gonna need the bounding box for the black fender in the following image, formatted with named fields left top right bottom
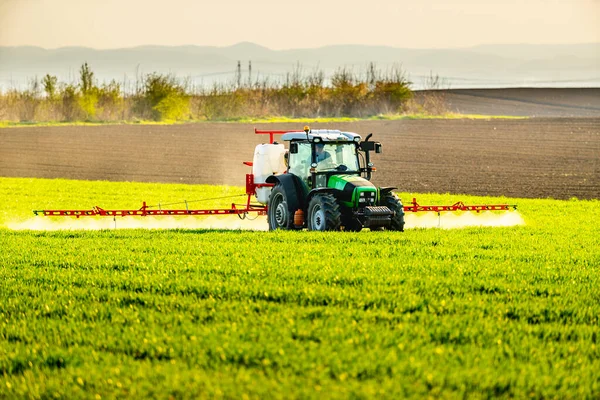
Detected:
left=307, top=188, right=343, bottom=207
left=378, top=186, right=399, bottom=206
left=379, top=186, right=396, bottom=202
left=266, top=174, right=307, bottom=213
left=379, top=187, right=397, bottom=196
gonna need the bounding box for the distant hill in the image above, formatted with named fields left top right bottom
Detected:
left=0, top=42, right=598, bottom=90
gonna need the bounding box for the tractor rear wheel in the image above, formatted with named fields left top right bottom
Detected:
left=381, top=192, right=405, bottom=232
left=307, top=193, right=341, bottom=231
left=267, top=184, right=293, bottom=230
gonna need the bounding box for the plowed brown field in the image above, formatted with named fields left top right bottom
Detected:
left=1, top=118, right=598, bottom=200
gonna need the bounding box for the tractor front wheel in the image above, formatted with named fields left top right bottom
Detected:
left=267, top=184, right=293, bottom=230
left=381, top=192, right=405, bottom=232
left=307, top=193, right=341, bottom=231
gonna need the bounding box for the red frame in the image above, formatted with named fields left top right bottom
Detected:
left=404, top=198, right=515, bottom=213
left=254, top=128, right=302, bottom=144
left=35, top=174, right=274, bottom=218
left=35, top=195, right=515, bottom=218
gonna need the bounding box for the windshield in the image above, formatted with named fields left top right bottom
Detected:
left=315, top=142, right=359, bottom=172
left=288, top=141, right=360, bottom=183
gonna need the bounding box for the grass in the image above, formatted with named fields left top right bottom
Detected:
left=1, top=177, right=599, bottom=399
left=0, top=113, right=527, bottom=129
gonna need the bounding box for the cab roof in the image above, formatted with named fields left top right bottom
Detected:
left=281, top=129, right=361, bottom=142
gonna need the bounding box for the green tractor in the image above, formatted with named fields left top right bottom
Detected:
left=265, top=127, right=404, bottom=231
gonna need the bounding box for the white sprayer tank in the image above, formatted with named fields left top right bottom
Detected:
left=253, top=143, right=286, bottom=204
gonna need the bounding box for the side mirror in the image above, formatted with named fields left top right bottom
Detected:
left=359, top=141, right=374, bottom=151
left=359, top=141, right=381, bottom=152
left=290, top=142, right=298, bottom=154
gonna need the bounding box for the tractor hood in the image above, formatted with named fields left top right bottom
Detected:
left=328, top=175, right=377, bottom=206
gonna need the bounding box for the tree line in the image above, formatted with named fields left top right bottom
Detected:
left=0, top=62, right=418, bottom=122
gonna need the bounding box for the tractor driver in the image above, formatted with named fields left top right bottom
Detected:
left=315, top=143, right=332, bottom=163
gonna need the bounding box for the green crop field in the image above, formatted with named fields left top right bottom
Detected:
left=1, top=177, right=599, bottom=399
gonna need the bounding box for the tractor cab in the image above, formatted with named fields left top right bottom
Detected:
left=283, top=130, right=363, bottom=190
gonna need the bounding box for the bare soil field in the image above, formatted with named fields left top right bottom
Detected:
left=1, top=117, right=598, bottom=200
left=416, top=88, right=600, bottom=117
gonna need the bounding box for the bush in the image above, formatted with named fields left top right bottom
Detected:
left=61, top=84, right=82, bottom=122
left=17, top=79, right=43, bottom=122
left=153, top=93, right=189, bottom=120
left=96, top=81, right=123, bottom=120
left=78, top=92, right=98, bottom=120
left=142, top=73, right=190, bottom=121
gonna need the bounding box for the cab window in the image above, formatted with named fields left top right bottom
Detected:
left=288, top=142, right=311, bottom=180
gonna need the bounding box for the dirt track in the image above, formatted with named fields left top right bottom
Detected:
left=1, top=117, right=598, bottom=200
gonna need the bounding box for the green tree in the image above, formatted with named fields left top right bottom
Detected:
left=79, top=63, right=94, bottom=95
left=42, top=74, right=58, bottom=100
left=78, top=63, right=98, bottom=119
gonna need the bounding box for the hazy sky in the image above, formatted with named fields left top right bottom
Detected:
left=0, top=0, right=598, bottom=49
